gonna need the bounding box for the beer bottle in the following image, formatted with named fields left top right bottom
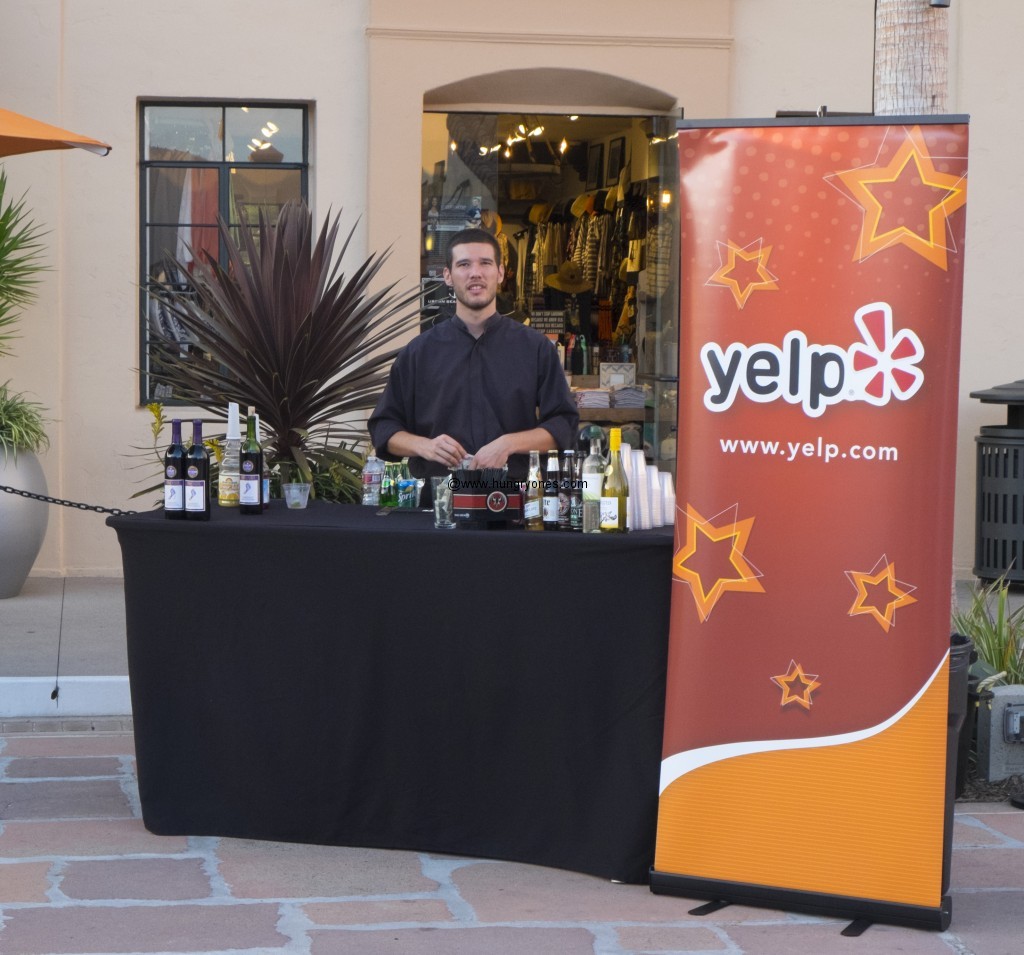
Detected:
left=524, top=450, right=543, bottom=531
left=542, top=450, right=560, bottom=530
left=558, top=450, right=574, bottom=531
left=570, top=452, right=583, bottom=532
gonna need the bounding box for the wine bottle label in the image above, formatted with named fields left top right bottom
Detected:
left=219, top=473, right=240, bottom=504
left=581, top=474, right=602, bottom=500
left=240, top=476, right=260, bottom=505
left=164, top=482, right=184, bottom=510
left=599, top=496, right=623, bottom=530
left=524, top=499, right=540, bottom=520
left=185, top=481, right=206, bottom=510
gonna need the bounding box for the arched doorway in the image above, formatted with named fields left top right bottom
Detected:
left=419, top=69, right=681, bottom=473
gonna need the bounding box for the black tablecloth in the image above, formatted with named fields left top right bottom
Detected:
left=107, top=502, right=673, bottom=883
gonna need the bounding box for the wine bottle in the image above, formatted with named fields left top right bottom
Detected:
left=582, top=435, right=605, bottom=534
left=523, top=450, right=543, bottom=531
left=184, top=419, right=211, bottom=521
left=599, top=427, right=629, bottom=533
left=542, top=450, right=560, bottom=530
left=163, top=418, right=186, bottom=520
left=255, top=412, right=270, bottom=508
left=219, top=402, right=241, bottom=507
left=239, top=406, right=263, bottom=515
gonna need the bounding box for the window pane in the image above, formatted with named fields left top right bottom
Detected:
left=145, top=168, right=221, bottom=268
left=229, top=168, right=303, bottom=225
left=224, top=106, right=304, bottom=163
left=144, top=106, right=223, bottom=161
left=140, top=101, right=308, bottom=404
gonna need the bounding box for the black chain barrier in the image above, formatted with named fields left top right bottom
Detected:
left=0, top=483, right=138, bottom=517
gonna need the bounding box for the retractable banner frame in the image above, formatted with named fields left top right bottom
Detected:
left=651, top=116, right=969, bottom=931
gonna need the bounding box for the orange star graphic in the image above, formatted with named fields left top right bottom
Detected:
left=834, top=125, right=967, bottom=269
left=771, top=660, right=821, bottom=710
left=707, top=238, right=779, bottom=308
left=846, top=556, right=918, bottom=632
left=672, top=503, right=765, bottom=621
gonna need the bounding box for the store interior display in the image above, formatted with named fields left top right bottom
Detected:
left=421, top=111, right=680, bottom=474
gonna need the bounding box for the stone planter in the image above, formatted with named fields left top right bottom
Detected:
left=0, top=449, right=49, bottom=598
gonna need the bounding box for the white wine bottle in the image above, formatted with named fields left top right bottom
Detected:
left=219, top=402, right=241, bottom=507
left=581, top=435, right=605, bottom=534
left=599, top=427, right=629, bottom=533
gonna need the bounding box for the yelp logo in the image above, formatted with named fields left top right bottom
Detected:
left=701, top=302, right=924, bottom=418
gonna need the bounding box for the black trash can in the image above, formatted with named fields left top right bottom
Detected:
left=971, top=380, right=1024, bottom=582
left=943, top=632, right=975, bottom=894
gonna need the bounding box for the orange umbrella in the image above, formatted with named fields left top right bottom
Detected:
left=0, top=107, right=110, bottom=158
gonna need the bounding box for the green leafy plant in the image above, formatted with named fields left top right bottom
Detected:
left=146, top=200, right=420, bottom=499
left=952, top=576, right=1024, bottom=687
left=0, top=169, right=51, bottom=457
left=0, top=170, right=48, bottom=357
left=0, top=381, right=49, bottom=457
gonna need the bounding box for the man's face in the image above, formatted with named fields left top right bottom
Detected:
left=443, top=242, right=504, bottom=314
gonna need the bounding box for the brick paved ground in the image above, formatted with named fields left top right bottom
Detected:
left=0, top=732, right=1021, bottom=955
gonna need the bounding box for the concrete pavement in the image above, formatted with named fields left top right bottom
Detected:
left=0, top=730, right=1022, bottom=955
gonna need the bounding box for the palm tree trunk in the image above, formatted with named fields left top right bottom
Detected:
left=874, top=0, right=949, bottom=114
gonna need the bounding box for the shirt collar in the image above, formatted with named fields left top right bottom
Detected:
left=452, top=312, right=501, bottom=339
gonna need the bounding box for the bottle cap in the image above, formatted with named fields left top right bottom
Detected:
left=609, top=427, right=621, bottom=451
left=226, top=402, right=241, bottom=440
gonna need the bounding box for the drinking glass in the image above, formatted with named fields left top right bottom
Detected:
left=431, top=475, right=456, bottom=529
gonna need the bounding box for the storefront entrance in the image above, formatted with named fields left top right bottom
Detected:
left=421, top=108, right=680, bottom=473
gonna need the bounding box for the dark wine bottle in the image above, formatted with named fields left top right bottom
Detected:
left=184, top=419, right=211, bottom=521
left=163, top=418, right=186, bottom=520
left=239, top=406, right=263, bottom=515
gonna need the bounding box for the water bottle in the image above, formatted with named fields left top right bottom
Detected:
left=361, top=450, right=385, bottom=505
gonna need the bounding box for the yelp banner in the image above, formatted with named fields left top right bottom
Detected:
left=652, top=119, right=968, bottom=929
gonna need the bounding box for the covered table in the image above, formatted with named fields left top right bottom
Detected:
left=107, top=502, right=673, bottom=883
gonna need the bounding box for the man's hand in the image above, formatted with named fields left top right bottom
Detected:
left=471, top=436, right=513, bottom=469
left=417, top=434, right=468, bottom=469
left=471, top=428, right=555, bottom=468
left=386, top=431, right=467, bottom=468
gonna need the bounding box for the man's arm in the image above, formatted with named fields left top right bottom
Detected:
left=387, top=430, right=468, bottom=470
left=471, top=427, right=557, bottom=469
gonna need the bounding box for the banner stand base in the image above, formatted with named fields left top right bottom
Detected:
left=649, top=869, right=951, bottom=932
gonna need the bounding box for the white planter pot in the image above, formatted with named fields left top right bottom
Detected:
left=0, top=449, right=49, bottom=598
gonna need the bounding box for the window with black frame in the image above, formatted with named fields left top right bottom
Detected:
left=139, top=102, right=308, bottom=402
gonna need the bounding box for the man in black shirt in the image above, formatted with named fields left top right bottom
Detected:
left=369, top=228, right=579, bottom=480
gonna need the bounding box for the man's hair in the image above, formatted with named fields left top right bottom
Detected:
left=445, top=228, right=502, bottom=270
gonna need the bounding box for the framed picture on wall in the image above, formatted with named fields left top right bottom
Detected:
left=586, top=143, right=604, bottom=190
left=606, top=137, right=626, bottom=185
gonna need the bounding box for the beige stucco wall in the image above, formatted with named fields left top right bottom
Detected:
left=731, top=0, right=1024, bottom=579
left=1, top=0, right=1020, bottom=580
left=0, top=0, right=372, bottom=576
